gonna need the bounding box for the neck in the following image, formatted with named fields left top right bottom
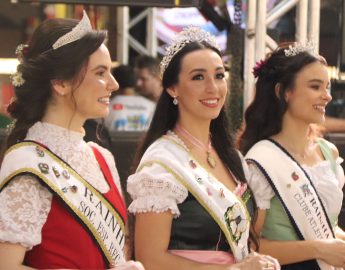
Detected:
left=273, top=115, right=313, bottom=155
left=176, top=120, right=210, bottom=146
left=42, top=103, right=85, bottom=134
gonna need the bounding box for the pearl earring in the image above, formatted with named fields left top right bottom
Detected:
left=173, top=96, right=178, bottom=105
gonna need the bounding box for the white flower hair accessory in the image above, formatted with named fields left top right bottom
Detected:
left=11, top=71, right=25, bottom=87
left=52, top=10, right=92, bottom=50
left=160, top=26, right=221, bottom=76
left=284, top=41, right=317, bottom=57
left=15, top=44, right=29, bottom=62
left=11, top=44, right=28, bottom=87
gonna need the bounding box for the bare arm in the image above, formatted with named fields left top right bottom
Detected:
left=0, top=242, right=35, bottom=270
left=255, top=209, right=345, bottom=267
left=323, top=116, right=345, bottom=133
left=335, top=226, right=345, bottom=241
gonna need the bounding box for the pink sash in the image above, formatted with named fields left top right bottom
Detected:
left=169, top=250, right=235, bottom=264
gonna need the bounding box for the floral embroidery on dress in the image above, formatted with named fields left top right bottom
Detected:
left=224, top=203, right=247, bottom=245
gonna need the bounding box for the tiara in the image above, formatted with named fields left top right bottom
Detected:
left=52, top=10, right=92, bottom=50
left=160, top=26, right=221, bottom=76
left=284, top=41, right=317, bottom=57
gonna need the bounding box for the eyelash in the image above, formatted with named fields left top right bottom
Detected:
left=96, top=71, right=105, bottom=76
left=192, top=73, right=225, bottom=80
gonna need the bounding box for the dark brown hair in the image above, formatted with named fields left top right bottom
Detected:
left=132, top=41, right=259, bottom=250
left=1, top=17, right=107, bottom=160
left=239, top=44, right=327, bottom=154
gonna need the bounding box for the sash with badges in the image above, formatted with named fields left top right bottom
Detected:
left=0, top=141, right=126, bottom=267
left=137, top=132, right=251, bottom=262
left=246, top=139, right=336, bottom=270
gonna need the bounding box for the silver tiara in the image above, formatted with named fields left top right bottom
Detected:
left=52, top=10, right=92, bottom=50
left=284, top=41, right=317, bottom=57
left=160, top=26, right=221, bottom=76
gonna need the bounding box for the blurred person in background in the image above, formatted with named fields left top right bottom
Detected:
left=134, top=55, right=162, bottom=102
left=105, top=65, right=155, bottom=132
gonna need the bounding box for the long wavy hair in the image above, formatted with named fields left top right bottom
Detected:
left=238, top=45, right=327, bottom=155
left=132, top=41, right=259, bottom=250
left=1, top=17, right=106, bottom=162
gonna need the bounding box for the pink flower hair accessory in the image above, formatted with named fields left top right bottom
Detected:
left=252, top=59, right=267, bottom=78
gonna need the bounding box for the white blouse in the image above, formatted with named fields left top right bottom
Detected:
left=127, top=135, right=250, bottom=218
left=247, top=158, right=345, bottom=219
left=0, top=122, right=120, bottom=249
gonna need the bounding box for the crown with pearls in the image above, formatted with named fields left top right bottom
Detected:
left=284, top=41, right=317, bottom=57
left=160, top=26, right=221, bottom=76
left=52, top=10, right=92, bottom=50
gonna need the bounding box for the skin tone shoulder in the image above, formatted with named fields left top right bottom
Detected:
left=135, top=48, right=279, bottom=270
left=254, top=60, right=345, bottom=268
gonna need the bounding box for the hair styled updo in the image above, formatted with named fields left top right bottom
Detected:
left=239, top=44, right=327, bottom=155
left=4, top=17, right=107, bottom=152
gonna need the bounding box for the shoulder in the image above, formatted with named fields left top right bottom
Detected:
left=245, top=139, right=272, bottom=158
left=87, top=141, right=121, bottom=189
left=88, top=141, right=114, bottom=160
left=317, top=137, right=339, bottom=160
left=141, top=135, right=187, bottom=162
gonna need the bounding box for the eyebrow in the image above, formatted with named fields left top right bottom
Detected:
left=308, top=79, right=325, bottom=83
left=90, top=65, right=108, bottom=71
left=189, top=66, right=225, bottom=74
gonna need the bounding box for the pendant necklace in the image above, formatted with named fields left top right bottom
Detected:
left=175, top=124, right=216, bottom=169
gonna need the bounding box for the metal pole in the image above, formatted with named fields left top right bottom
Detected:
left=308, top=0, right=320, bottom=51
left=296, top=0, right=308, bottom=42
left=266, top=0, right=299, bottom=25
left=244, top=0, right=257, bottom=109
left=146, top=8, right=158, bottom=57
left=256, top=0, right=267, bottom=61
left=116, top=7, right=129, bottom=64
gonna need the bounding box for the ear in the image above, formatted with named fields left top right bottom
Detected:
left=51, top=79, right=71, bottom=96
left=274, top=83, right=281, bottom=99
left=274, top=83, right=289, bottom=101
left=166, top=86, right=178, bottom=98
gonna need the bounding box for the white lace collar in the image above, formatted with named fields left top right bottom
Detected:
left=25, top=121, right=109, bottom=192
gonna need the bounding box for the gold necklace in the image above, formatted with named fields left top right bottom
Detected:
left=175, top=124, right=216, bottom=169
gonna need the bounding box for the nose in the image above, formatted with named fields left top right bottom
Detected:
left=322, top=89, right=332, bottom=103
left=206, top=77, right=218, bottom=93
left=109, top=73, right=119, bottom=93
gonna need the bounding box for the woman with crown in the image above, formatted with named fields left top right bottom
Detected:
left=126, top=27, right=280, bottom=270
left=0, top=11, right=143, bottom=270
left=239, top=43, right=345, bottom=270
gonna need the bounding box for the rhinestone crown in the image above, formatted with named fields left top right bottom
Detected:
left=52, top=10, right=92, bottom=50
left=284, top=41, right=316, bottom=57
left=160, top=26, right=221, bottom=76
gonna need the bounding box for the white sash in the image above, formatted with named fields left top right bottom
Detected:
left=0, top=141, right=126, bottom=267
left=246, top=139, right=335, bottom=270
left=137, top=133, right=251, bottom=262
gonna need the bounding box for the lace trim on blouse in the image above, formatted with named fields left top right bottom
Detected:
left=127, top=162, right=189, bottom=217
left=0, top=121, right=120, bottom=248
left=0, top=175, right=52, bottom=249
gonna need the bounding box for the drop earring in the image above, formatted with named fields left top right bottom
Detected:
left=173, top=96, right=178, bottom=105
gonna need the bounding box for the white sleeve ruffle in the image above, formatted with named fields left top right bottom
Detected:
left=127, top=163, right=188, bottom=217
left=246, top=162, right=275, bottom=209
left=0, top=174, right=52, bottom=249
